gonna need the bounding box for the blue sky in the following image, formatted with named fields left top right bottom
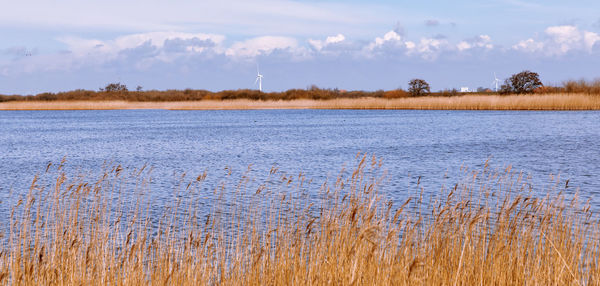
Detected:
left=1, top=0, right=599, bottom=94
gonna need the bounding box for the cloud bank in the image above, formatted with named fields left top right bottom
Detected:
left=1, top=25, right=599, bottom=94
left=8, top=25, right=596, bottom=73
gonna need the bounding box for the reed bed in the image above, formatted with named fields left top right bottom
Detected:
left=1, top=155, right=599, bottom=285
left=1, top=94, right=600, bottom=110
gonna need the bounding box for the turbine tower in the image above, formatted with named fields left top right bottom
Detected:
left=491, top=72, right=500, bottom=92
left=255, top=65, right=264, bottom=92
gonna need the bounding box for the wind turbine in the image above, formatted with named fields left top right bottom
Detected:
left=255, top=65, right=264, bottom=92
left=491, top=72, right=500, bottom=92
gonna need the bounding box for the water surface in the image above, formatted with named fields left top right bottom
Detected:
left=1, top=110, right=599, bottom=207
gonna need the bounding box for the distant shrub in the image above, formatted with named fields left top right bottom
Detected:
left=562, top=79, right=600, bottom=94
left=383, top=89, right=408, bottom=98
left=408, top=79, right=430, bottom=97
left=437, top=89, right=460, bottom=97
left=100, top=82, right=128, bottom=92
left=36, top=92, right=58, bottom=101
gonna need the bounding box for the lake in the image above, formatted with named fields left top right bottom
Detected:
left=1, top=109, right=599, bottom=209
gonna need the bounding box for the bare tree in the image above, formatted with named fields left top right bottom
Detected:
left=408, top=79, right=430, bottom=97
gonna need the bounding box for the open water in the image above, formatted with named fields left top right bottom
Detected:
left=1, top=110, right=599, bottom=208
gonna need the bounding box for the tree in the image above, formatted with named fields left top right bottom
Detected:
left=408, top=79, right=430, bottom=97
left=500, top=70, right=543, bottom=94
left=100, top=82, right=128, bottom=92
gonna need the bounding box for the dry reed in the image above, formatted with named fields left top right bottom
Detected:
left=1, top=94, right=600, bottom=110
left=0, top=155, right=598, bottom=285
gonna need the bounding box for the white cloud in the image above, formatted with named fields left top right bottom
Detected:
left=363, top=29, right=453, bottom=60
left=226, top=36, right=300, bottom=58
left=327, top=34, right=346, bottom=44
left=308, top=34, right=346, bottom=51
left=545, top=25, right=581, bottom=54
left=512, top=25, right=600, bottom=55
left=583, top=31, right=600, bottom=51
left=457, top=35, right=493, bottom=51
left=457, top=41, right=471, bottom=51
left=60, top=32, right=225, bottom=59
left=405, top=41, right=416, bottom=50
left=373, top=30, right=403, bottom=47
left=407, top=37, right=449, bottom=60
left=365, top=30, right=406, bottom=54
left=363, top=30, right=419, bottom=59
left=545, top=26, right=581, bottom=42
left=512, top=38, right=545, bottom=53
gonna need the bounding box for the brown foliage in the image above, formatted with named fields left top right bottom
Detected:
left=384, top=89, right=409, bottom=98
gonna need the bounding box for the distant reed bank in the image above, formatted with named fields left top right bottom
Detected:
left=1, top=93, right=600, bottom=110
left=1, top=156, right=598, bottom=285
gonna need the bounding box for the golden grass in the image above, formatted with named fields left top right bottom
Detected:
left=1, top=155, right=599, bottom=285
left=1, top=93, right=600, bottom=110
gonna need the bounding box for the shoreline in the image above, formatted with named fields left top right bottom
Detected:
left=1, top=94, right=600, bottom=110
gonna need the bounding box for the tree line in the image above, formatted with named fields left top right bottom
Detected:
left=1, top=71, right=599, bottom=102
left=407, top=70, right=545, bottom=96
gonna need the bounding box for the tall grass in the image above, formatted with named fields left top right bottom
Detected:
left=2, top=94, right=600, bottom=110
left=1, top=156, right=599, bottom=285
left=310, top=94, right=600, bottom=110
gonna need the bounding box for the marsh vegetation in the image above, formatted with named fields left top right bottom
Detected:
left=2, top=94, right=600, bottom=110
left=2, top=75, right=600, bottom=110
left=1, top=78, right=600, bottom=103
left=1, top=155, right=598, bottom=285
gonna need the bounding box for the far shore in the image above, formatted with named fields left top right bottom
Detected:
left=1, top=93, right=600, bottom=110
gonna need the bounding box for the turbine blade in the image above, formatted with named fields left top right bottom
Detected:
left=254, top=77, right=259, bottom=85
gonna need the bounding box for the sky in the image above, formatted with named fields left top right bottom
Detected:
left=1, top=0, right=600, bottom=94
